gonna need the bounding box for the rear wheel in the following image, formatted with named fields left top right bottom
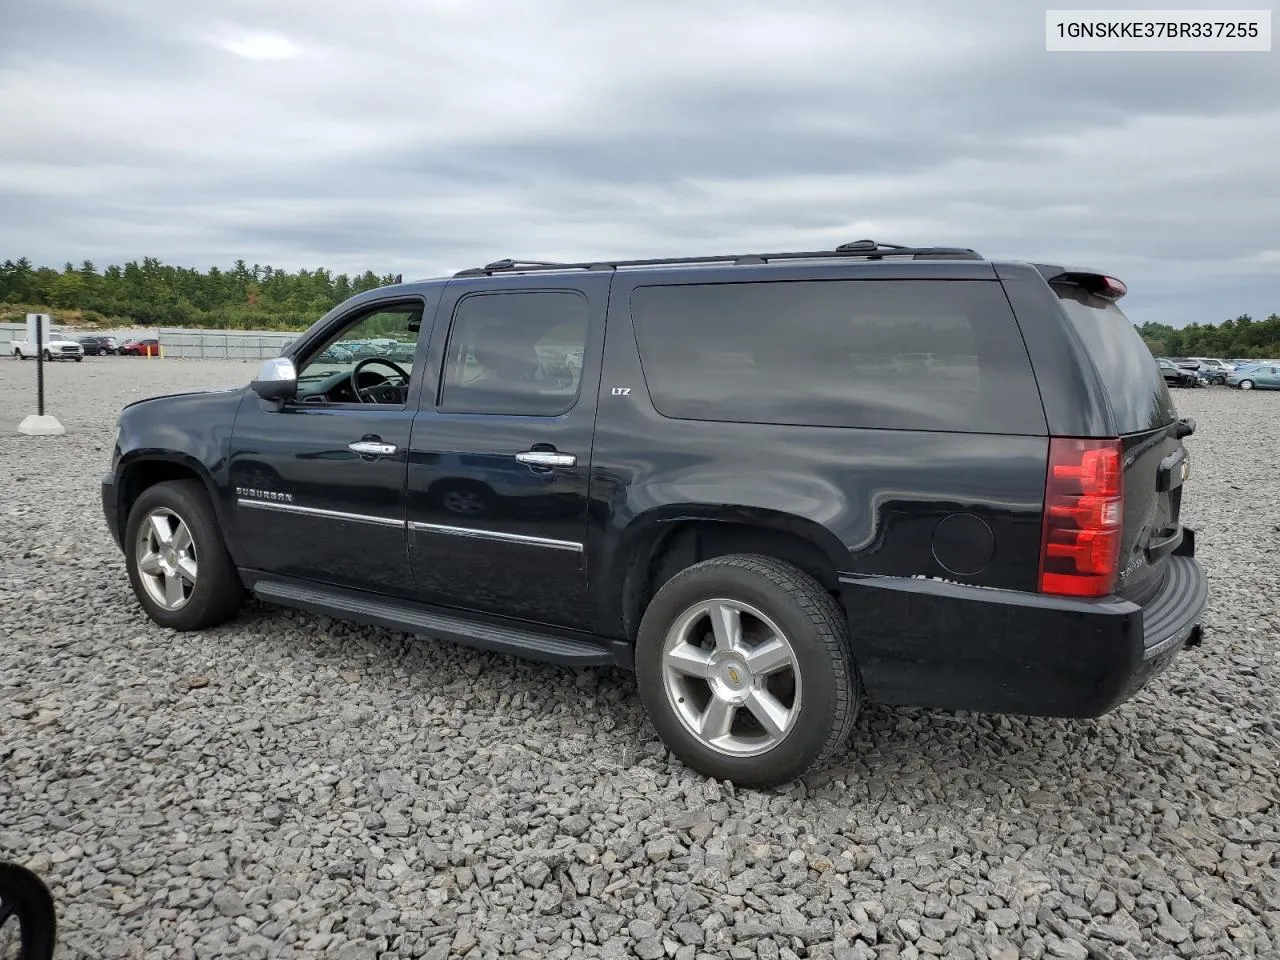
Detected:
left=635, top=554, right=860, bottom=787
left=124, top=480, right=245, bottom=630
left=41, top=350, right=50, bottom=361
left=1240, top=379, right=1254, bottom=390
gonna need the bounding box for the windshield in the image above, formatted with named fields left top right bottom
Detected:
left=1054, top=284, right=1178, bottom=434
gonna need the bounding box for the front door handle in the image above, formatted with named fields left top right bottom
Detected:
left=348, top=440, right=397, bottom=457
left=515, top=450, right=577, bottom=468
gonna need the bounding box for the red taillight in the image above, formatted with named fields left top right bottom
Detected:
left=1098, top=276, right=1127, bottom=299
left=1039, top=437, right=1124, bottom=598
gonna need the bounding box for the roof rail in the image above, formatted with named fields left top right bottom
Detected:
left=452, top=240, right=984, bottom=277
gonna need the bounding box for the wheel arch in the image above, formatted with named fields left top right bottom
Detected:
left=115, top=455, right=238, bottom=562
left=607, top=507, right=851, bottom=642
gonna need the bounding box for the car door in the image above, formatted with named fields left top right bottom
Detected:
left=406, top=274, right=609, bottom=630
left=228, top=293, right=438, bottom=596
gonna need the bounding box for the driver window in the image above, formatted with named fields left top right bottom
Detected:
left=295, top=303, right=423, bottom=405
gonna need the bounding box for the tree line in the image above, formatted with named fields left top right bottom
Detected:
left=3, top=256, right=1278, bottom=352
left=1137, top=316, right=1280, bottom=360
left=0, top=257, right=399, bottom=331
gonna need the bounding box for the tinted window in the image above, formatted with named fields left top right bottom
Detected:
left=630, top=279, right=1045, bottom=434
left=439, top=291, right=589, bottom=416
left=1053, top=285, right=1177, bottom=434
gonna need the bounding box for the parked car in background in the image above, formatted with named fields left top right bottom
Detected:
left=1158, top=358, right=1202, bottom=388
left=316, top=344, right=354, bottom=364
left=1190, top=357, right=1235, bottom=372
left=11, top=327, right=83, bottom=361
left=120, top=338, right=161, bottom=357
left=1187, top=357, right=1234, bottom=384
left=1227, top=363, right=1280, bottom=390
left=386, top=341, right=417, bottom=364
left=1166, top=358, right=1217, bottom=384
left=79, top=335, right=119, bottom=356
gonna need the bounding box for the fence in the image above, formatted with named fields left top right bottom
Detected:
left=2, top=324, right=296, bottom=361
left=153, top=329, right=296, bottom=360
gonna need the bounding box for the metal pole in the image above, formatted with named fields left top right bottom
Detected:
left=36, top=314, right=45, bottom=416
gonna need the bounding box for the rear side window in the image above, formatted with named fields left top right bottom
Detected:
left=439, top=291, right=589, bottom=416
left=630, top=279, right=1045, bottom=434
left=1053, top=285, right=1177, bottom=435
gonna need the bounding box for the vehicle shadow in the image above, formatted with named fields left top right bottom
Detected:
left=228, top=597, right=1157, bottom=806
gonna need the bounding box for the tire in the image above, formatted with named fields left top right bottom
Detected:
left=41, top=350, right=51, bottom=361
left=1240, top=379, right=1254, bottom=390
left=0, top=861, right=57, bottom=960
left=74, top=356, right=82, bottom=363
left=123, top=479, right=245, bottom=630
left=635, top=554, right=860, bottom=787
left=14, top=349, right=25, bottom=360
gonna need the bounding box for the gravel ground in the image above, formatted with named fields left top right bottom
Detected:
left=2, top=358, right=1278, bottom=960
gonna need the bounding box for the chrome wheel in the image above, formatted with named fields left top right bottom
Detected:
left=1240, top=380, right=1254, bottom=390
left=660, top=598, right=802, bottom=758
left=134, top=508, right=198, bottom=611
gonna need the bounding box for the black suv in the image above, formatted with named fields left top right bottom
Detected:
left=102, top=240, right=1208, bottom=787
left=78, top=335, right=119, bottom=356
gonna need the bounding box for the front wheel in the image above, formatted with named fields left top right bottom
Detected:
left=124, top=479, right=245, bottom=630
left=41, top=350, right=50, bottom=361
left=635, top=554, right=860, bottom=787
left=1240, top=379, right=1254, bottom=390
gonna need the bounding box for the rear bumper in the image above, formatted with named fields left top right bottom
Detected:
left=839, top=548, right=1208, bottom=719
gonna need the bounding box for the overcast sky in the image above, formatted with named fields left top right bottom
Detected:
left=1, top=0, right=1275, bottom=327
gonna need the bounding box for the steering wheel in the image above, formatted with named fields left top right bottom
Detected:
left=350, top=357, right=410, bottom=404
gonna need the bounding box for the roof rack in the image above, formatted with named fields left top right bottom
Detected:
left=452, top=240, right=984, bottom=277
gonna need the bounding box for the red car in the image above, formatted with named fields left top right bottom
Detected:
left=120, top=338, right=161, bottom=357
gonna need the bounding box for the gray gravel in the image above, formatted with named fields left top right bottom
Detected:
left=2, top=357, right=1278, bottom=960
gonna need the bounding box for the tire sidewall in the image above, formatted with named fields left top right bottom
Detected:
left=636, top=563, right=848, bottom=785
left=0, top=862, right=57, bottom=960
left=123, top=481, right=234, bottom=630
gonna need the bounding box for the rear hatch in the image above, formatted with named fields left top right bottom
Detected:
left=1052, top=280, right=1187, bottom=604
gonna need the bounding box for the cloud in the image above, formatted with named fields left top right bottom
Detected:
left=217, top=32, right=301, bottom=61
left=0, top=0, right=1275, bottom=327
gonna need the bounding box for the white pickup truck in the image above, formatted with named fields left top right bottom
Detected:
left=10, top=315, right=84, bottom=362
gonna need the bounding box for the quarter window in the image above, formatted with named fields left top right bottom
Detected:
left=630, top=279, right=1046, bottom=434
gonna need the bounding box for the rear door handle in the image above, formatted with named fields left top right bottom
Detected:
left=515, top=450, right=577, bottom=467
left=348, top=440, right=397, bottom=457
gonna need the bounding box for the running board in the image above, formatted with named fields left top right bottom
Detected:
left=247, top=574, right=630, bottom=668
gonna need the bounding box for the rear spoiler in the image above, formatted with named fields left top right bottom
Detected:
left=1033, top=264, right=1128, bottom=300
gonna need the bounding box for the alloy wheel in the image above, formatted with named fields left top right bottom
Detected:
left=134, top=508, right=198, bottom=611
left=660, top=598, right=802, bottom=757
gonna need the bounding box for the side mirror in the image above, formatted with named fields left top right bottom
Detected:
left=1176, top=416, right=1196, bottom=439
left=251, top=357, right=298, bottom=402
